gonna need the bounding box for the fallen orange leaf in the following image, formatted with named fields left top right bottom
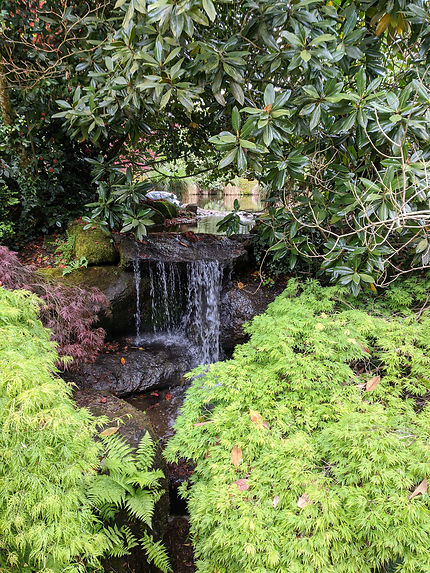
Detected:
left=234, top=478, right=249, bottom=491
left=249, top=409, right=269, bottom=430
left=100, top=426, right=119, bottom=437
left=120, top=357, right=126, bottom=365
left=297, top=493, right=312, bottom=508
left=231, top=445, right=242, bottom=467
left=366, top=375, right=381, bottom=391
left=409, top=478, right=428, bottom=500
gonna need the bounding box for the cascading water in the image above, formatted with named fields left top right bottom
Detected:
left=135, top=259, right=223, bottom=366
left=133, top=259, right=142, bottom=339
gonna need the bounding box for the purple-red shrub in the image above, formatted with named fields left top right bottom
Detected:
left=0, top=246, right=107, bottom=369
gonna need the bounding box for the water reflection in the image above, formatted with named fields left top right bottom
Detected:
left=181, top=182, right=263, bottom=212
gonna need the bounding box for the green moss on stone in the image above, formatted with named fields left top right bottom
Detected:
left=146, top=200, right=179, bottom=224
left=36, top=265, right=123, bottom=290
left=68, top=221, right=118, bottom=265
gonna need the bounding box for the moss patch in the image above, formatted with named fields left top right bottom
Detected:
left=146, top=199, right=179, bottom=224
left=68, top=221, right=118, bottom=265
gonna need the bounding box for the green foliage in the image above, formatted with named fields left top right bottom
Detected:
left=89, top=432, right=171, bottom=572
left=0, top=0, right=101, bottom=246
left=0, top=106, right=97, bottom=248
left=0, top=286, right=169, bottom=572
left=216, top=198, right=242, bottom=234
left=83, top=160, right=156, bottom=238
left=166, top=279, right=430, bottom=573
left=0, top=286, right=103, bottom=572
left=54, top=233, right=88, bottom=275
left=55, top=0, right=430, bottom=290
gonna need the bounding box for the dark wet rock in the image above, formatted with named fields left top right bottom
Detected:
left=184, top=203, right=198, bottom=214
left=220, top=283, right=281, bottom=352
left=73, top=343, right=193, bottom=396
left=36, top=265, right=138, bottom=336
left=117, top=233, right=248, bottom=270
left=68, top=220, right=119, bottom=265
left=74, top=389, right=169, bottom=573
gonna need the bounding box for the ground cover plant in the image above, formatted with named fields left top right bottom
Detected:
left=0, top=285, right=170, bottom=572
left=166, top=277, right=430, bottom=573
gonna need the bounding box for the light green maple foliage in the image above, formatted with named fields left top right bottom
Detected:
left=166, top=279, right=430, bottom=573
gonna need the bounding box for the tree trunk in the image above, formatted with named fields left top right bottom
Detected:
left=0, top=63, right=13, bottom=126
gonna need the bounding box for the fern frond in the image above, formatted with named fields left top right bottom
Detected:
left=141, top=532, right=172, bottom=573
left=102, top=524, right=138, bottom=558
left=125, top=469, right=165, bottom=489
left=125, top=489, right=156, bottom=527
left=136, top=431, right=156, bottom=470
left=101, top=434, right=136, bottom=467
left=87, top=474, right=126, bottom=507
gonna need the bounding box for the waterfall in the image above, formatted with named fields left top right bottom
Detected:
left=140, top=260, right=223, bottom=366
left=133, top=259, right=142, bottom=339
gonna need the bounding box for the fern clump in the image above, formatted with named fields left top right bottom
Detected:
left=89, top=432, right=172, bottom=572
left=165, top=279, right=430, bottom=573
left=0, top=287, right=170, bottom=572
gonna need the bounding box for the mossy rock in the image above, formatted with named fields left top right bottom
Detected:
left=36, top=265, right=140, bottom=336
left=146, top=199, right=179, bottom=224
left=68, top=220, right=118, bottom=265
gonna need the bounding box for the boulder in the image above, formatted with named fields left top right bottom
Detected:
left=219, top=283, right=280, bottom=353
left=36, top=265, right=138, bottom=336
left=74, top=389, right=169, bottom=573
left=145, top=191, right=181, bottom=206
left=184, top=203, right=198, bottom=215
left=68, top=220, right=119, bottom=265
left=73, top=344, right=194, bottom=396
left=146, top=199, right=179, bottom=224
left=118, top=233, right=248, bottom=269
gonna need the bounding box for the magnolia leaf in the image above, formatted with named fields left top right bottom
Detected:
left=264, top=84, right=275, bottom=106
left=219, top=148, right=238, bottom=169
left=100, top=426, right=119, bottom=437
left=232, top=106, right=241, bottom=132
left=416, top=239, right=428, bottom=254
left=297, top=493, right=312, bottom=508
left=231, top=82, right=244, bottom=105
left=231, top=445, right=242, bottom=467
left=202, top=0, right=216, bottom=22
left=272, top=495, right=280, bottom=508
left=366, top=375, right=381, bottom=391
left=376, top=13, right=391, bottom=36
left=249, top=409, right=269, bottom=429
left=409, top=478, right=428, bottom=500
left=234, top=479, right=250, bottom=491
left=159, top=89, right=172, bottom=109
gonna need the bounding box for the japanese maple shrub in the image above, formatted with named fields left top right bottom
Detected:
left=0, top=246, right=106, bottom=368
left=0, top=286, right=170, bottom=572
left=166, top=279, right=430, bottom=573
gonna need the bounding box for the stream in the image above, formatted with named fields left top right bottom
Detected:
left=71, top=232, right=279, bottom=572
left=125, top=236, right=244, bottom=572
